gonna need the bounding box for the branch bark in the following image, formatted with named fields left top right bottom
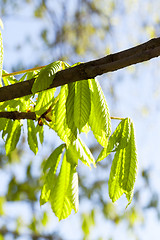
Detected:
left=1, top=37, right=160, bottom=103
left=0, top=111, right=36, bottom=120
left=0, top=111, right=125, bottom=120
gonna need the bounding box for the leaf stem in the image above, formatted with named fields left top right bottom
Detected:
left=110, top=116, right=125, bottom=120
left=2, top=65, right=46, bottom=77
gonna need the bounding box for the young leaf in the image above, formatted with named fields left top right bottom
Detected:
left=66, top=146, right=79, bottom=166
left=50, top=152, right=72, bottom=220
left=67, top=166, right=79, bottom=213
left=5, top=120, right=21, bottom=155
left=2, top=70, right=18, bottom=85
left=97, top=118, right=131, bottom=162
left=2, top=119, right=13, bottom=139
left=36, top=124, right=44, bottom=144
left=66, top=83, right=77, bottom=138
left=62, top=61, right=70, bottom=69
left=27, top=120, right=38, bottom=154
left=35, top=88, right=56, bottom=117
left=0, top=118, right=8, bottom=132
left=67, top=137, right=96, bottom=168
left=108, top=119, right=138, bottom=205
left=89, top=78, right=111, bottom=147
left=108, top=149, right=125, bottom=202
left=43, top=144, right=65, bottom=173
left=119, top=121, right=138, bottom=204
left=55, top=85, right=76, bottom=145
left=74, top=80, right=91, bottom=132
left=32, top=61, right=62, bottom=94
left=81, top=122, right=90, bottom=134
left=50, top=152, right=79, bottom=220
left=40, top=144, right=65, bottom=205
left=0, top=29, right=3, bottom=87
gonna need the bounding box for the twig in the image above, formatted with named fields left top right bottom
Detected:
left=2, top=65, right=46, bottom=77
left=0, top=111, right=36, bottom=120
left=0, top=111, right=124, bottom=121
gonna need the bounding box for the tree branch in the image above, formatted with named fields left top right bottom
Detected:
left=1, top=37, right=160, bottom=102
left=0, top=111, right=125, bottom=121
left=0, top=111, right=36, bottom=120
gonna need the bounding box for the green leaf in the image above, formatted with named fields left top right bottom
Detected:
left=35, top=88, right=56, bottom=117
left=50, top=152, right=79, bottom=220
left=2, top=119, right=13, bottom=139
left=119, top=121, right=138, bottom=204
left=62, top=61, right=70, bottom=69
left=108, top=119, right=138, bottom=205
left=26, top=70, right=40, bottom=80
left=0, top=30, right=3, bottom=87
left=36, top=124, right=44, bottom=144
left=108, top=149, right=125, bottom=202
left=2, top=70, right=18, bottom=85
left=5, top=120, right=21, bottom=155
left=81, top=122, right=90, bottom=134
left=89, top=78, right=111, bottom=147
left=0, top=118, right=8, bottom=132
left=67, top=137, right=95, bottom=168
left=97, top=118, right=131, bottom=162
left=43, top=144, right=65, bottom=173
left=40, top=144, right=65, bottom=205
left=27, top=120, right=38, bottom=154
left=66, top=83, right=77, bottom=137
left=66, top=145, right=79, bottom=166
left=55, top=85, right=76, bottom=145
left=67, top=166, right=79, bottom=213
left=74, top=80, right=91, bottom=132
left=32, top=61, right=62, bottom=94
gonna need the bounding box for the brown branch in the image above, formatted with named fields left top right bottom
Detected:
left=0, top=111, right=36, bottom=120
left=1, top=37, right=160, bottom=102
left=0, top=111, right=125, bottom=121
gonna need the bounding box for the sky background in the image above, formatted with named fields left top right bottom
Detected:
left=1, top=1, right=160, bottom=239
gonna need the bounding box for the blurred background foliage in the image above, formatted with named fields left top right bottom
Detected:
left=1, top=0, right=160, bottom=239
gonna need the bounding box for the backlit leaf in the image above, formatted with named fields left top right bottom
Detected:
left=55, top=85, right=76, bottom=145
left=35, top=88, right=56, bottom=117
left=32, top=61, right=62, bottom=94
left=50, top=152, right=73, bottom=220
left=5, top=120, right=21, bottom=155
left=2, top=70, right=18, bottom=85
left=67, top=166, right=79, bottom=213
left=2, top=119, right=13, bottom=139
left=89, top=78, right=111, bottom=147
left=27, top=120, right=38, bottom=154
left=43, top=144, right=65, bottom=173
left=108, top=149, right=125, bottom=202
left=0, top=118, right=8, bottom=132
left=67, top=137, right=95, bottom=168
left=97, top=118, right=131, bottom=162
left=66, top=83, right=77, bottom=138
left=108, top=119, right=138, bottom=205
left=40, top=144, right=65, bottom=205
left=74, top=80, right=91, bottom=132
left=35, top=124, right=44, bottom=144
left=119, top=121, right=138, bottom=204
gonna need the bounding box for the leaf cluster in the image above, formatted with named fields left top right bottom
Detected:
left=0, top=32, right=138, bottom=220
